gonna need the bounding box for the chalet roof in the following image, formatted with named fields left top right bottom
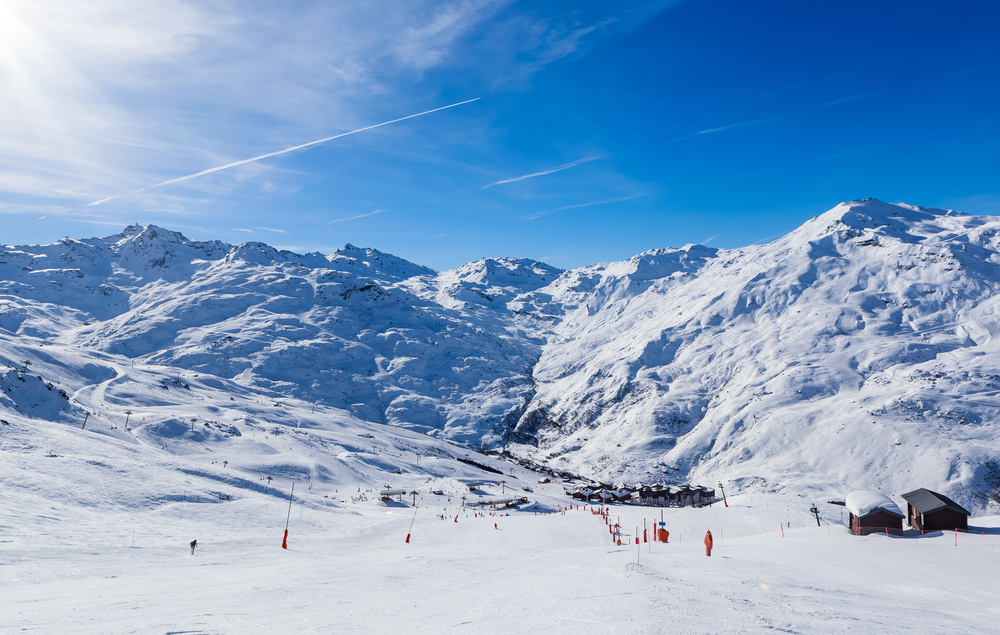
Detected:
left=901, top=488, right=970, bottom=516
left=845, top=491, right=904, bottom=519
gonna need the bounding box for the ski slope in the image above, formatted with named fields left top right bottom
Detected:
left=4, top=475, right=999, bottom=633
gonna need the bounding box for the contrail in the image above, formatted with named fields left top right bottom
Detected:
left=696, top=117, right=777, bottom=135
left=482, top=156, right=601, bottom=189
left=77, top=98, right=480, bottom=208
left=526, top=194, right=644, bottom=220
left=329, top=209, right=387, bottom=224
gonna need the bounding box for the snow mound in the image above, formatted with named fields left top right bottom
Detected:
left=845, top=490, right=904, bottom=518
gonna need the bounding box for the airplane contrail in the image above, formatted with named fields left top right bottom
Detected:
left=78, top=98, right=480, bottom=208
left=482, top=155, right=601, bottom=189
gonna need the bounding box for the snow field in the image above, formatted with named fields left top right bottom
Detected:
left=4, top=478, right=999, bottom=633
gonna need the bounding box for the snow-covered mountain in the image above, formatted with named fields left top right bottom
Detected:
left=512, top=201, right=1000, bottom=505
left=3, top=200, right=1000, bottom=509
left=0, top=224, right=548, bottom=445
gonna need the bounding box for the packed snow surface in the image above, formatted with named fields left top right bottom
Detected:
left=845, top=490, right=904, bottom=517
left=2, top=387, right=999, bottom=633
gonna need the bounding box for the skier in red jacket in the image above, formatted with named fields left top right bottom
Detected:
left=704, top=530, right=713, bottom=556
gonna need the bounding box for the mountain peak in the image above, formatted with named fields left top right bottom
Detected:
left=823, top=199, right=964, bottom=226
left=327, top=244, right=435, bottom=282
left=782, top=199, right=976, bottom=248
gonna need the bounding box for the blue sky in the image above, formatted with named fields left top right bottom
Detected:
left=2, top=0, right=998, bottom=270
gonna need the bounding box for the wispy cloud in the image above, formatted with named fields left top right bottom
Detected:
left=821, top=91, right=879, bottom=107
left=656, top=118, right=780, bottom=146
left=71, top=99, right=479, bottom=209
left=733, top=147, right=871, bottom=179
left=329, top=209, right=388, bottom=224
left=483, top=156, right=601, bottom=188
left=696, top=118, right=778, bottom=135
left=946, top=60, right=1000, bottom=77
left=0, top=0, right=665, bottom=219
left=256, top=227, right=288, bottom=234
left=701, top=233, right=719, bottom=245
left=232, top=228, right=254, bottom=233
left=749, top=232, right=784, bottom=245
left=525, top=194, right=644, bottom=220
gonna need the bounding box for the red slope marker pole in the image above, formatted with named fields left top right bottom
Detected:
left=282, top=482, right=295, bottom=549
left=406, top=504, right=418, bottom=543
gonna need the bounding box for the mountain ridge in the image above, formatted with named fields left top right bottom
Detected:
left=2, top=199, right=999, bottom=509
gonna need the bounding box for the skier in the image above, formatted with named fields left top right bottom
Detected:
left=494, top=523, right=498, bottom=529
left=190, top=539, right=198, bottom=555
left=704, top=530, right=713, bottom=557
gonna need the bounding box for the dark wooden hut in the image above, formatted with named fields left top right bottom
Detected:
left=846, top=491, right=904, bottom=536
left=901, top=488, right=970, bottom=532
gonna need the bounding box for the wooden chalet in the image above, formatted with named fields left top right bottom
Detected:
left=610, top=488, right=633, bottom=502
left=571, top=487, right=594, bottom=501
left=629, top=484, right=717, bottom=507
left=901, top=488, right=970, bottom=532
left=590, top=488, right=614, bottom=503
left=845, top=491, right=905, bottom=536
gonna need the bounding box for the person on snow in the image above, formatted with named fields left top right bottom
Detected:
left=704, top=530, right=713, bottom=556
left=190, top=539, right=198, bottom=555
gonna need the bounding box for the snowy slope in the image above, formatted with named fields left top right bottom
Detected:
left=508, top=200, right=1000, bottom=508
left=2, top=338, right=997, bottom=633
left=0, top=226, right=547, bottom=444
left=2, top=200, right=1000, bottom=510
